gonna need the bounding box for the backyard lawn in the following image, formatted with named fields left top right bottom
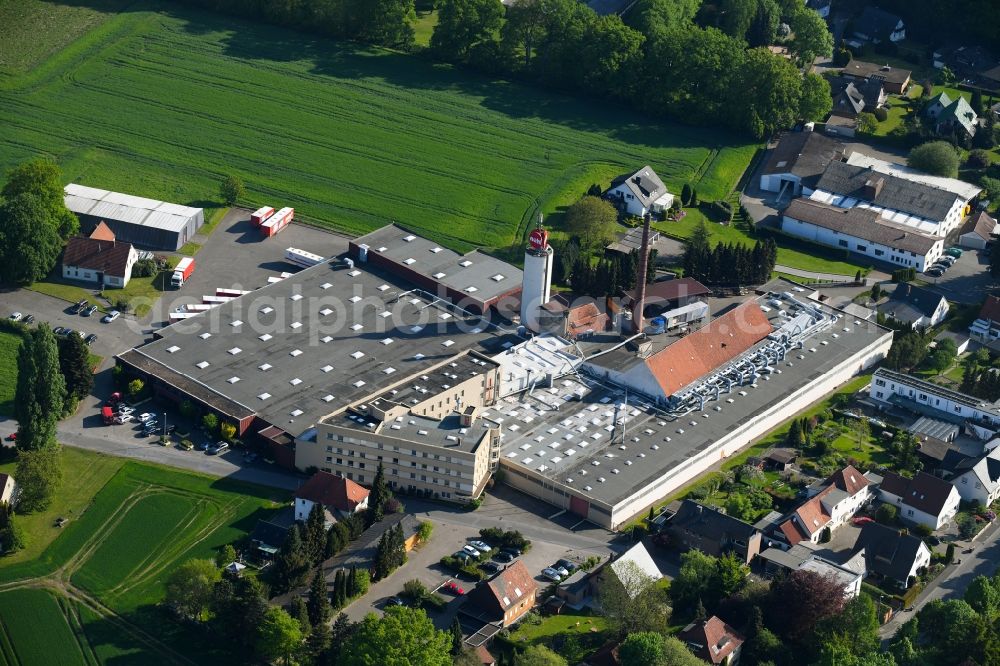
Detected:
left=508, top=611, right=611, bottom=664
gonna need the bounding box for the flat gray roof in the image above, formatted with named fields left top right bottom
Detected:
left=353, top=224, right=523, bottom=305
left=333, top=410, right=493, bottom=454
left=495, top=285, right=892, bottom=506
left=126, top=257, right=518, bottom=436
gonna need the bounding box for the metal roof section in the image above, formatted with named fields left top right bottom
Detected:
left=63, top=183, right=203, bottom=234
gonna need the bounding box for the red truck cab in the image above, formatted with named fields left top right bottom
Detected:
left=102, top=406, right=114, bottom=425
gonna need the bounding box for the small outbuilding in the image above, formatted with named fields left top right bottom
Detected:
left=959, top=211, right=997, bottom=249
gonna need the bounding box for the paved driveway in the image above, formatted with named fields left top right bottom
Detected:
left=920, top=248, right=998, bottom=305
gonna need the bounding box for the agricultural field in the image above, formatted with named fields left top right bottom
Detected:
left=0, top=331, right=22, bottom=417
left=0, top=3, right=757, bottom=254
left=0, top=453, right=289, bottom=665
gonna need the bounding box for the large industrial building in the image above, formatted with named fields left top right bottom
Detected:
left=116, top=223, right=893, bottom=527
left=64, top=184, right=205, bottom=251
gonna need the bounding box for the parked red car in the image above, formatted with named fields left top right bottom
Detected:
left=852, top=516, right=874, bottom=526
left=442, top=582, right=464, bottom=595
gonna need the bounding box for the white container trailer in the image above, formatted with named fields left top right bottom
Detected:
left=285, top=247, right=325, bottom=269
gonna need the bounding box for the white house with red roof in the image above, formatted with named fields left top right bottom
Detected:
left=294, top=471, right=369, bottom=523
left=774, top=465, right=873, bottom=546
left=679, top=616, right=744, bottom=665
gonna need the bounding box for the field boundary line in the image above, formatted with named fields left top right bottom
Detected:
left=56, top=593, right=99, bottom=666
left=0, top=615, right=20, bottom=666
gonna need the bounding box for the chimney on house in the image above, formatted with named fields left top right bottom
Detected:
left=632, top=215, right=652, bottom=333
left=862, top=177, right=885, bottom=200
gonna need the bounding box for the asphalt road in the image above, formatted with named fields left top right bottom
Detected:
left=879, top=520, right=1000, bottom=640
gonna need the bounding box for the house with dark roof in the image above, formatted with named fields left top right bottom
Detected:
left=959, top=211, right=997, bottom=249
left=925, top=92, right=979, bottom=138
left=952, top=447, right=1000, bottom=507
left=293, top=471, right=370, bottom=523
left=830, top=77, right=887, bottom=118
left=841, top=60, right=911, bottom=94
left=758, top=542, right=866, bottom=598
left=665, top=500, right=762, bottom=564
left=781, top=198, right=945, bottom=273
left=250, top=516, right=293, bottom=560
left=852, top=7, right=905, bottom=44
left=61, top=227, right=138, bottom=288
left=606, top=166, right=674, bottom=218
left=852, top=522, right=931, bottom=589
left=877, top=471, right=961, bottom=530
left=878, top=283, right=950, bottom=330
left=811, top=160, right=968, bottom=237
left=759, top=132, right=847, bottom=198
left=621, top=277, right=712, bottom=317
left=464, top=560, right=537, bottom=627
left=773, top=465, right=873, bottom=546
left=679, top=616, right=744, bottom=665
left=970, top=294, right=1000, bottom=344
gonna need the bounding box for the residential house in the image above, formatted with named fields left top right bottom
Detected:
left=773, top=465, right=873, bottom=546
left=877, top=471, right=962, bottom=530
left=665, top=500, right=762, bottom=565
left=970, top=295, right=1000, bottom=345
left=759, top=543, right=865, bottom=599
left=852, top=7, right=905, bottom=44
left=852, top=522, right=931, bottom=589
left=830, top=77, right=887, bottom=118
left=0, top=474, right=17, bottom=505
left=952, top=447, right=1000, bottom=507
left=959, top=211, right=997, bottom=249
left=759, top=131, right=846, bottom=198
left=925, top=92, right=979, bottom=138
left=474, top=646, right=497, bottom=666
left=878, top=283, right=950, bottom=329
left=596, top=542, right=663, bottom=597
left=293, top=471, right=370, bottom=523
left=61, top=226, right=138, bottom=288
left=806, top=0, right=830, bottom=19
left=841, top=61, right=911, bottom=94
left=606, top=166, right=674, bottom=218
left=679, top=616, right=744, bottom=665
left=250, top=517, right=292, bottom=561
left=464, top=560, right=537, bottom=628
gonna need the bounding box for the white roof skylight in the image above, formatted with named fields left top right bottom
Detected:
left=403, top=234, right=416, bottom=242
left=227, top=376, right=240, bottom=384
left=348, top=270, right=360, bottom=277
left=465, top=286, right=478, bottom=293
left=430, top=247, right=442, bottom=253
left=491, top=274, right=505, bottom=282
left=433, top=272, right=446, bottom=279
left=231, top=320, right=243, bottom=327
left=196, top=361, right=210, bottom=369
left=413, top=353, right=426, bottom=360
left=289, top=378, right=302, bottom=386
left=350, top=351, right=365, bottom=359
left=460, top=260, right=472, bottom=267
left=349, top=296, right=361, bottom=303
left=404, top=258, right=416, bottom=265
left=259, top=306, right=274, bottom=314
left=442, top=340, right=455, bottom=347
left=321, top=365, right=333, bottom=373
left=320, top=283, right=332, bottom=290
left=199, top=332, right=212, bottom=339
left=290, top=294, right=303, bottom=301
left=259, top=333, right=272, bottom=341
left=383, top=367, right=396, bottom=374
left=378, top=284, right=390, bottom=291
left=290, top=349, right=303, bottom=357
left=351, top=323, right=363, bottom=331
left=320, top=308, right=333, bottom=316
left=227, top=347, right=242, bottom=355
left=166, top=345, right=180, bottom=353
left=353, top=380, right=366, bottom=388
left=322, top=394, right=335, bottom=402
left=290, top=409, right=304, bottom=417
left=258, top=392, right=271, bottom=400
left=290, top=321, right=302, bottom=329
left=321, top=335, right=333, bottom=343
left=410, top=325, right=423, bottom=334
left=259, top=363, right=272, bottom=371
left=381, top=338, right=394, bottom=345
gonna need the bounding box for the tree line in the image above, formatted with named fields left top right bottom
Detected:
left=681, top=221, right=777, bottom=286
left=570, top=249, right=656, bottom=298
left=166, top=0, right=833, bottom=139
left=960, top=348, right=1000, bottom=401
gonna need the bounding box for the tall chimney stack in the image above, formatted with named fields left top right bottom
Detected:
left=632, top=215, right=651, bottom=333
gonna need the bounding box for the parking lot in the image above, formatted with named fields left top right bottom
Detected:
left=341, top=488, right=620, bottom=626
left=150, top=210, right=349, bottom=327
left=919, top=246, right=998, bottom=305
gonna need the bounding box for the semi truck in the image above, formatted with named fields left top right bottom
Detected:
left=251, top=206, right=275, bottom=227
left=171, top=257, right=195, bottom=288
left=261, top=207, right=294, bottom=237
left=285, top=247, right=325, bottom=269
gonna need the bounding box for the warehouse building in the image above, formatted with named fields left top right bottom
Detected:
left=63, top=184, right=205, bottom=251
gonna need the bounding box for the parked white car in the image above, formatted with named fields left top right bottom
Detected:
left=138, top=413, right=155, bottom=423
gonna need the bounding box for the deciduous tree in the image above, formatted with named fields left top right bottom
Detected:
left=219, top=174, right=245, bottom=205
left=2, top=158, right=78, bottom=239
left=431, top=0, right=504, bottom=61
left=15, top=443, right=62, bottom=513
left=600, top=559, right=670, bottom=636
left=340, top=606, right=451, bottom=666
left=908, top=141, right=960, bottom=178
left=564, top=196, right=619, bottom=250
left=619, top=631, right=665, bottom=666
left=0, top=194, right=64, bottom=285
left=517, top=645, right=567, bottom=666
left=768, top=569, right=847, bottom=640
left=256, top=607, right=303, bottom=666
left=166, top=558, right=222, bottom=621
left=789, top=5, right=833, bottom=64
left=799, top=72, right=832, bottom=121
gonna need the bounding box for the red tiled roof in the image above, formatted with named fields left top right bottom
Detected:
left=566, top=302, right=608, bottom=337
left=680, top=616, right=744, bottom=665
left=475, top=645, right=496, bottom=666
left=473, top=560, right=536, bottom=618
left=295, top=471, right=369, bottom=512
left=645, top=302, right=772, bottom=396
left=62, top=236, right=134, bottom=278
left=979, top=295, right=1000, bottom=325
left=778, top=518, right=808, bottom=546
left=827, top=464, right=870, bottom=496
left=89, top=221, right=116, bottom=241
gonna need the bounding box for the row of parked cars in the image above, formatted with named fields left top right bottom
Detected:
left=541, top=559, right=578, bottom=582
left=924, top=248, right=962, bottom=278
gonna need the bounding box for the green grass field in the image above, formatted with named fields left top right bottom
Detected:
left=0, top=331, right=22, bottom=417
left=0, top=452, right=289, bottom=664
left=0, top=588, right=89, bottom=665
left=0, top=3, right=757, bottom=254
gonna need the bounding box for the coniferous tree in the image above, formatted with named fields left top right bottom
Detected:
left=348, top=565, right=359, bottom=598
left=368, top=462, right=391, bottom=526
left=275, top=524, right=310, bottom=591
left=307, top=567, right=332, bottom=629
left=57, top=332, right=93, bottom=407
left=15, top=325, right=66, bottom=450
left=450, top=617, right=464, bottom=655
left=306, top=502, right=327, bottom=564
